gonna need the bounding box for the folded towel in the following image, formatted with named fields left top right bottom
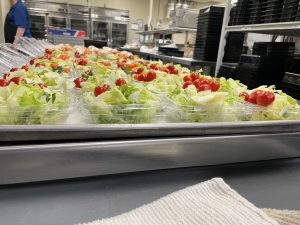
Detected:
left=78, top=178, right=279, bottom=225
left=263, top=208, right=300, bottom=225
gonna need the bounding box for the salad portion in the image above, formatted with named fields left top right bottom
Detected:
left=1, top=44, right=299, bottom=124
left=0, top=44, right=74, bottom=124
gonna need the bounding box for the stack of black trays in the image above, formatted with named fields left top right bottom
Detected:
left=228, top=6, right=237, bottom=25
left=296, top=2, right=300, bottom=20
left=193, top=6, right=224, bottom=61
left=281, top=0, right=299, bottom=22
left=159, top=47, right=184, bottom=57
left=249, top=0, right=262, bottom=24
left=223, top=32, right=245, bottom=63
left=260, top=0, right=285, bottom=23
left=234, top=0, right=252, bottom=25
left=236, top=42, right=295, bottom=89
left=217, top=64, right=238, bottom=79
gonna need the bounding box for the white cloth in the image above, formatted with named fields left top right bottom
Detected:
left=78, top=178, right=279, bottom=225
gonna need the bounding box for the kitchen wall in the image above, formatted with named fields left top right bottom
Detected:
left=0, top=0, right=12, bottom=43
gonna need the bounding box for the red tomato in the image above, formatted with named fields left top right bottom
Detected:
left=248, top=90, right=263, bottom=104
left=210, top=81, right=220, bottom=92
left=239, top=92, right=250, bottom=101
left=21, top=65, right=29, bottom=71
left=193, top=79, right=202, bottom=89
left=0, top=79, right=9, bottom=87
left=256, top=91, right=275, bottom=106
left=145, top=70, right=156, bottom=81
left=29, top=59, right=35, bottom=65
left=136, top=67, right=144, bottom=74
left=171, top=68, right=179, bottom=75
left=75, top=51, right=81, bottom=58
left=78, top=58, right=88, bottom=66
left=38, top=83, right=48, bottom=89
left=10, top=68, right=18, bottom=72
left=74, top=77, right=84, bottom=88
left=9, top=76, right=23, bottom=85
left=183, top=81, right=193, bottom=89
left=167, top=64, right=175, bottom=72
left=115, top=78, right=127, bottom=86
left=45, top=48, right=53, bottom=54
left=3, top=73, right=10, bottom=79
left=50, top=62, right=59, bottom=69
left=183, top=75, right=193, bottom=82
left=198, top=84, right=211, bottom=92
left=199, top=79, right=211, bottom=85
left=102, top=84, right=110, bottom=91
left=190, top=73, right=199, bottom=81
left=150, top=63, right=158, bottom=70
left=133, top=74, right=140, bottom=81
left=94, top=84, right=110, bottom=97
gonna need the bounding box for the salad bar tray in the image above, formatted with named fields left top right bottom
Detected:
left=0, top=131, right=300, bottom=185
left=1, top=120, right=300, bottom=142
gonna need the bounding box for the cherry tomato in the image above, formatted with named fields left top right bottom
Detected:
left=38, top=83, right=48, bottom=89
left=0, top=79, right=9, bottom=87
left=183, top=81, right=193, bottom=89
left=239, top=92, right=250, bottom=101
left=21, top=65, right=29, bottom=71
left=248, top=90, right=263, bottom=104
left=9, top=76, right=24, bottom=85
left=197, top=84, right=211, bottom=92
left=171, top=68, right=179, bottom=75
left=102, top=84, right=110, bottom=91
left=3, top=73, right=10, bottom=79
left=75, top=51, right=81, bottom=58
left=136, top=67, right=144, bottom=74
left=256, top=91, right=275, bottom=106
left=115, top=78, right=127, bottom=86
left=145, top=70, right=156, bottom=81
left=63, top=67, right=71, bottom=73
left=190, top=73, right=199, bottom=81
left=29, top=59, right=35, bottom=65
left=150, top=63, right=158, bottom=70
left=183, top=75, right=193, bottom=82
left=74, top=77, right=84, bottom=88
left=210, top=81, right=220, bottom=92
left=94, top=84, right=110, bottom=97
left=45, top=48, right=53, bottom=54
left=50, top=63, right=59, bottom=70
left=199, top=79, right=211, bottom=85
left=167, top=64, right=175, bottom=72
left=133, top=74, right=140, bottom=81
left=10, top=68, right=18, bottom=72
left=78, top=58, right=88, bottom=66
left=193, top=79, right=202, bottom=89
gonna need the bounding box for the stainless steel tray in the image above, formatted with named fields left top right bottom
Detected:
left=1, top=132, right=300, bottom=185
left=1, top=120, right=300, bottom=142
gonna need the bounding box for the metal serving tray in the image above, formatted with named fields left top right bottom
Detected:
left=1, top=120, right=300, bottom=142
left=0, top=132, right=300, bottom=185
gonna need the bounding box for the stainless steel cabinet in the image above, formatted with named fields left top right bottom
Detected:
left=92, top=20, right=110, bottom=41
left=29, top=13, right=47, bottom=39
left=69, top=4, right=90, bottom=38
left=112, top=22, right=128, bottom=47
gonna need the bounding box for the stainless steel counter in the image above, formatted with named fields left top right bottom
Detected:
left=0, top=158, right=300, bottom=225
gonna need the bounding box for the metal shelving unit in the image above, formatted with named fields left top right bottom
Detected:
left=215, top=0, right=300, bottom=76
left=136, top=27, right=197, bottom=46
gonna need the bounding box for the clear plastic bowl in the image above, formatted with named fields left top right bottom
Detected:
left=0, top=104, right=71, bottom=125
left=80, top=103, right=162, bottom=124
